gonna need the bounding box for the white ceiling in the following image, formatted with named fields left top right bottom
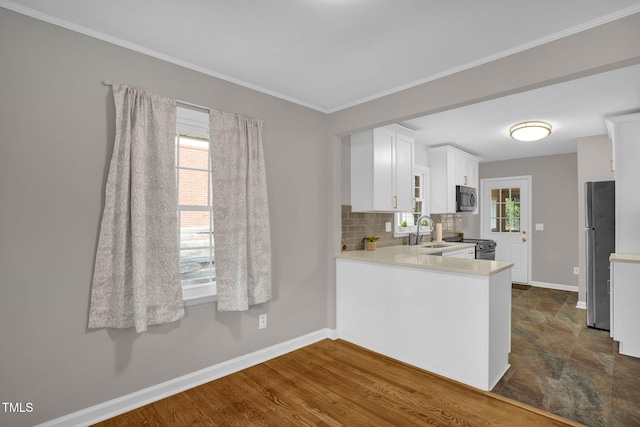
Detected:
left=400, top=64, right=640, bottom=162
left=3, top=0, right=640, bottom=161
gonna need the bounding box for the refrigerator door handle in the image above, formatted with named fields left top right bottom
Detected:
left=585, top=182, right=593, bottom=229
left=585, top=227, right=595, bottom=326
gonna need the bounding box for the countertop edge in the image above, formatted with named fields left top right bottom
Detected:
left=610, top=253, right=640, bottom=264
left=336, top=244, right=514, bottom=277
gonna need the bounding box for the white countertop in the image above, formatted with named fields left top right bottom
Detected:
left=610, top=253, right=640, bottom=264
left=336, top=243, right=514, bottom=276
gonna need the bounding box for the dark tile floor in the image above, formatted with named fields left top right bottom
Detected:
left=492, top=285, right=640, bottom=427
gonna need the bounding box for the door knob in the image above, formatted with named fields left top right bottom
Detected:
left=522, top=237, right=527, bottom=242
left=522, top=230, right=527, bottom=235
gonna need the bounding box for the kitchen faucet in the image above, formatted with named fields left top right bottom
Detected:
left=409, top=214, right=435, bottom=246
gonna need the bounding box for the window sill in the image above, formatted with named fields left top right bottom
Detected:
left=182, top=283, right=217, bottom=307
left=184, top=294, right=217, bottom=307
left=393, top=228, right=432, bottom=238
left=394, top=227, right=416, bottom=238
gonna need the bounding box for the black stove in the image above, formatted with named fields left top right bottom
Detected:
left=443, top=237, right=497, bottom=260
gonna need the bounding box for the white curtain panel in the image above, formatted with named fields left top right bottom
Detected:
left=89, top=84, right=184, bottom=333
left=210, top=110, right=272, bottom=311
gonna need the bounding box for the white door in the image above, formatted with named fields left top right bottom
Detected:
left=481, top=177, right=531, bottom=284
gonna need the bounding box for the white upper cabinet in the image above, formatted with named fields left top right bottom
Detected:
left=412, top=166, right=430, bottom=216
left=454, top=153, right=478, bottom=188
left=606, top=113, right=640, bottom=254
left=428, top=145, right=480, bottom=214
left=351, top=127, right=415, bottom=212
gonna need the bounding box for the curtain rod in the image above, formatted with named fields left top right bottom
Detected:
left=102, top=80, right=210, bottom=113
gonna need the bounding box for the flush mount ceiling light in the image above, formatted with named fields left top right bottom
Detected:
left=509, top=121, right=552, bottom=142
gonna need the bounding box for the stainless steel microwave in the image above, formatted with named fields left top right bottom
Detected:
left=456, top=185, right=477, bottom=212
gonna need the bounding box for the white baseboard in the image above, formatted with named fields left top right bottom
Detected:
left=576, top=301, right=587, bottom=310
left=530, top=281, right=578, bottom=293
left=326, top=328, right=339, bottom=340
left=36, top=328, right=337, bottom=427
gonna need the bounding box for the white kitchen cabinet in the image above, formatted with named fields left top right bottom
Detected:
left=606, top=113, right=640, bottom=254
left=610, top=254, right=640, bottom=358
left=428, top=145, right=480, bottom=214
left=465, top=247, right=476, bottom=259
left=455, top=154, right=478, bottom=188
left=442, top=248, right=466, bottom=258
left=412, top=166, right=430, bottom=215
left=351, top=127, right=414, bottom=212
left=393, top=166, right=431, bottom=237
left=441, top=246, right=475, bottom=258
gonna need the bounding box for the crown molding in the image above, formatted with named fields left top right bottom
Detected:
left=3, top=1, right=640, bottom=114
left=0, top=0, right=326, bottom=112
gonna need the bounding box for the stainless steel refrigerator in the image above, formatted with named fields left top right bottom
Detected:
left=585, top=180, right=615, bottom=330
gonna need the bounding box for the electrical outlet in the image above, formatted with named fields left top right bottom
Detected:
left=385, top=222, right=391, bottom=232
left=573, top=267, right=579, bottom=275
left=259, top=314, right=267, bottom=330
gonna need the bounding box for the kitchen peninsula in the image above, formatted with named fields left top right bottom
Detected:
left=336, top=243, right=514, bottom=391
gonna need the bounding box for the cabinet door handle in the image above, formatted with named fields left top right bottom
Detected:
left=464, top=175, right=468, bottom=186
left=393, top=196, right=398, bottom=209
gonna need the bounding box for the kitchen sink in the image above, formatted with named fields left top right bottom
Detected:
left=422, top=244, right=450, bottom=249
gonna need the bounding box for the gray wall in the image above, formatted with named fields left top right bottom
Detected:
left=0, top=9, right=329, bottom=426
left=576, top=135, right=615, bottom=304
left=478, top=154, right=580, bottom=287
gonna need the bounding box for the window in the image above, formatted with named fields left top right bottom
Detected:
left=176, top=107, right=216, bottom=303
left=490, top=188, right=521, bottom=232
left=397, top=212, right=416, bottom=229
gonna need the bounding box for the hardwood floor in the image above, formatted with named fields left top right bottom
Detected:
left=94, top=339, right=582, bottom=426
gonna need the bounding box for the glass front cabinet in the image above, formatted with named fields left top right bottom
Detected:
left=395, top=166, right=430, bottom=236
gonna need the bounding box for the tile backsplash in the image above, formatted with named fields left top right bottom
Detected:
left=341, top=205, right=464, bottom=252
left=430, top=213, right=463, bottom=232
left=341, top=205, right=406, bottom=251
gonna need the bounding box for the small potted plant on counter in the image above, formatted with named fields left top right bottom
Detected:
left=364, top=235, right=379, bottom=251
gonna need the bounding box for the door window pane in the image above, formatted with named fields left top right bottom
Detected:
left=491, top=187, right=521, bottom=233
